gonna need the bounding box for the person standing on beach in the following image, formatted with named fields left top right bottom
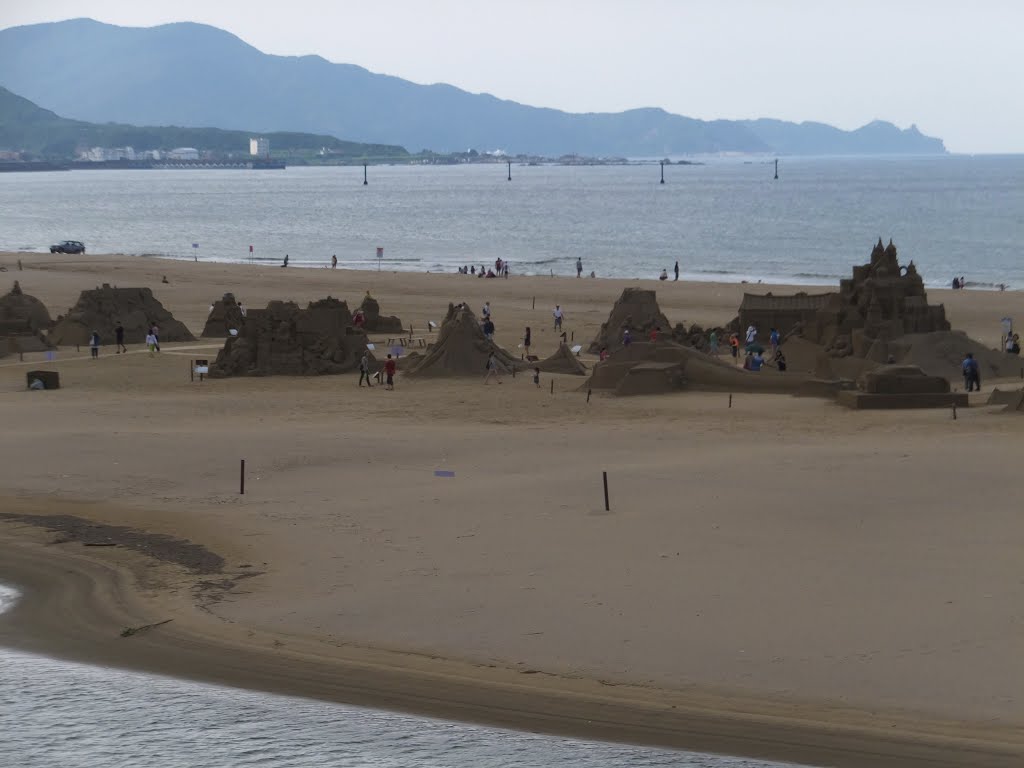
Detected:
left=282, top=254, right=289, bottom=268
left=384, top=354, right=396, bottom=391
left=89, top=330, right=100, bottom=359
left=708, top=329, right=719, bottom=355
left=745, top=324, right=758, bottom=348
left=769, top=327, right=780, bottom=355
left=145, top=330, right=156, bottom=356
left=553, top=305, right=564, bottom=331
left=674, top=260, right=680, bottom=281
left=114, top=322, right=127, bottom=354
left=358, top=351, right=373, bottom=387
left=482, top=316, right=495, bottom=341
left=331, top=254, right=338, bottom=269
left=482, top=301, right=491, bottom=319
left=484, top=351, right=502, bottom=384
left=523, top=326, right=532, bottom=358
left=533, top=367, right=541, bottom=387
left=576, top=257, right=583, bottom=278
left=962, top=353, right=981, bottom=391
left=729, top=333, right=740, bottom=363
left=622, top=328, right=632, bottom=347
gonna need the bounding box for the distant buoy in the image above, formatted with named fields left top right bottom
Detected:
left=774, top=159, right=779, bottom=180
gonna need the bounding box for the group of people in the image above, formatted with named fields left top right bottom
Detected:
left=657, top=261, right=681, bottom=282
left=87, top=322, right=160, bottom=358
left=459, top=259, right=510, bottom=278
left=951, top=276, right=967, bottom=289
left=720, top=324, right=786, bottom=372
left=358, top=350, right=396, bottom=390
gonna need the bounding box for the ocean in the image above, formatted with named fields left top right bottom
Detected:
left=0, top=584, right=801, bottom=768
left=0, top=156, right=1021, bottom=289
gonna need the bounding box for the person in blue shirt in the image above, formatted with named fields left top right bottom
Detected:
left=769, top=327, right=780, bottom=355
left=962, top=353, right=981, bottom=391
left=750, top=351, right=765, bottom=371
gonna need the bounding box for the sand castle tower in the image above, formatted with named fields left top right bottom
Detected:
left=536, top=342, right=588, bottom=375
left=49, top=285, right=194, bottom=345
left=589, top=288, right=671, bottom=354
left=201, top=292, right=247, bottom=338
left=357, top=294, right=405, bottom=333
left=407, top=302, right=519, bottom=376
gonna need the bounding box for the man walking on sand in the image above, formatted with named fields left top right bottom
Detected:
left=576, top=257, right=583, bottom=278
left=115, top=322, right=127, bottom=354
left=384, top=354, right=397, bottom=391
left=674, top=260, right=680, bottom=281
left=331, top=254, right=337, bottom=269
left=89, top=330, right=100, bottom=359
left=553, top=304, right=564, bottom=331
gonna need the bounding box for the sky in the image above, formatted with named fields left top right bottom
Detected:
left=1, top=0, right=1021, bottom=153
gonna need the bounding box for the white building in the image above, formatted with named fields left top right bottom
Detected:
left=249, top=137, right=269, bottom=158
left=168, top=147, right=200, bottom=161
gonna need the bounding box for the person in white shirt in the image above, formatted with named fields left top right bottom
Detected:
left=553, top=305, right=564, bottom=331
left=145, top=332, right=156, bottom=356
left=745, top=325, right=758, bottom=346
left=482, top=301, right=491, bottom=318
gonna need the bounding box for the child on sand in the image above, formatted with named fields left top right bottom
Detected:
left=89, top=330, right=100, bottom=359
left=709, top=330, right=719, bottom=355
left=552, top=305, right=564, bottom=331
left=115, top=322, right=127, bottom=354
left=145, top=331, right=156, bottom=356
left=384, top=354, right=396, bottom=390
left=533, top=367, right=541, bottom=387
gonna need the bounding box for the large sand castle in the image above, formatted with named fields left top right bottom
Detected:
left=201, top=292, right=247, bottom=338
left=49, top=284, right=194, bottom=345
left=357, top=294, right=405, bottom=333
left=589, top=288, right=671, bottom=354
left=210, top=299, right=369, bottom=377
left=407, top=302, right=519, bottom=377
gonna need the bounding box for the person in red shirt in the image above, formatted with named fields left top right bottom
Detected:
left=649, top=326, right=660, bottom=342
left=384, top=354, right=397, bottom=390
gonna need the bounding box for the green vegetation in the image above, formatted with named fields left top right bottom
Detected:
left=0, top=86, right=409, bottom=161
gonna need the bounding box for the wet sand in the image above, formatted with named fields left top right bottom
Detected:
left=1, top=251, right=1024, bottom=766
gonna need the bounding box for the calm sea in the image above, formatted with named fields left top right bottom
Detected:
left=0, top=156, right=1021, bottom=288
left=0, top=584, right=802, bottom=768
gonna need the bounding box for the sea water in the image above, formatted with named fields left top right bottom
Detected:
left=0, top=156, right=1021, bottom=288
left=0, top=584, right=803, bottom=768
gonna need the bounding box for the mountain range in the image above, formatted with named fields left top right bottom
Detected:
left=0, top=86, right=407, bottom=160
left=0, top=18, right=946, bottom=158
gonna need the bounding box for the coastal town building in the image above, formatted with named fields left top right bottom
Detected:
left=249, top=137, right=269, bottom=157
left=168, top=147, right=200, bottom=160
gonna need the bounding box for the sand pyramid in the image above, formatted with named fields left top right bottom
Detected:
left=407, top=303, right=519, bottom=377
left=201, top=292, right=247, bottom=338
left=589, top=288, right=671, bottom=354
left=1003, top=391, right=1024, bottom=414
left=987, top=388, right=1023, bottom=407
left=536, top=343, right=588, bottom=375
left=50, top=284, right=194, bottom=345
left=0, top=281, right=54, bottom=355
left=211, top=299, right=369, bottom=377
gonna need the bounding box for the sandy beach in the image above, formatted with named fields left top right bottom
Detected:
left=2, top=251, right=1024, bottom=767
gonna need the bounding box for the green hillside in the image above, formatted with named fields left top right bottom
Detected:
left=0, top=85, right=409, bottom=160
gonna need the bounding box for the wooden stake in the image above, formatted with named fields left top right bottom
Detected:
left=952, top=402, right=957, bottom=420
left=240, top=459, right=245, bottom=494
left=550, top=379, right=554, bottom=395
left=603, top=471, right=610, bottom=511
left=729, top=393, right=733, bottom=408
left=587, top=388, right=592, bottom=403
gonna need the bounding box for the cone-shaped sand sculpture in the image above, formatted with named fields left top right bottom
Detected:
left=589, top=288, right=671, bottom=354
left=536, top=343, right=588, bottom=375
left=0, top=281, right=54, bottom=355
left=210, top=299, right=369, bottom=377
left=201, top=292, right=247, bottom=338
left=407, top=303, right=519, bottom=376
left=50, top=284, right=194, bottom=345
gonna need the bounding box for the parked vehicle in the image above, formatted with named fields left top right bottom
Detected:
left=50, top=240, right=86, bottom=254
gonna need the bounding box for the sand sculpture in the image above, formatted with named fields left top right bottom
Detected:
left=201, top=293, right=246, bottom=338
left=536, top=343, right=588, bottom=376
left=210, top=299, right=369, bottom=377
left=986, top=388, right=1023, bottom=407
left=49, top=284, right=194, bottom=345
left=0, top=281, right=53, bottom=355
left=407, top=303, right=519, bottom=377
left=358, top=295, right=405, bottom=333
left=836, top=364, right=967, bottom=409
left=585, top=341, right=812, bottom=396
left=738, top=239, right=950, bottom=358
left=589, top=288, right=671, bottom=354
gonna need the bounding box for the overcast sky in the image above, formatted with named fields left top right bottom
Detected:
left=2, top=0, right=1021, bottom=153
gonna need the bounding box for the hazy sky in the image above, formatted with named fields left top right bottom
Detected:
left=2, top=0, right=1021, bottom=153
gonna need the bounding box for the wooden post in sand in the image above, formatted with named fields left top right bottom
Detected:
left=603, top=471, right=610, bottom=511
left=550, top=379, right=554, bottom=395
left=587, top=388, right=592, bottom=403
left=240, top=460, right=245, bottom=494
left=729, top=393, right=733, bottom=408
left=952, top=402, right=957, bottom=420
left=532, top=296, right=535, bottom=310
left=190, top=360, right=194, bottom=383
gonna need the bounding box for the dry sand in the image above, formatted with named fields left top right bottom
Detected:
left=2, top=251, right=1024, bottom=767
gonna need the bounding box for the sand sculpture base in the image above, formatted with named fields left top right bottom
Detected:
left=837, top=391, right=968, bottom=410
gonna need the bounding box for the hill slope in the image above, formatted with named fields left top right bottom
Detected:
left=0, top=85, right=408, bottom=159
left=0, top=18, right=946, bottom=157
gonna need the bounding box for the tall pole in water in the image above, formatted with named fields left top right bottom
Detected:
left=660, top=161, right=665, bottom=184
left=774, top=159, right=779, bottom=180
left=363, top=163, right=368, bottom=185
left=507, top=161, right=511, bottom=181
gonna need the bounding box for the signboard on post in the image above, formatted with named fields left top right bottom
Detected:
left=192, top=242, right=199, bottom=262
left=376, top=246, right=384, bottom=271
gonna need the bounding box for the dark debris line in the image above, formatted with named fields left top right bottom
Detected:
left=0, top=513, right=225, bottom=574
